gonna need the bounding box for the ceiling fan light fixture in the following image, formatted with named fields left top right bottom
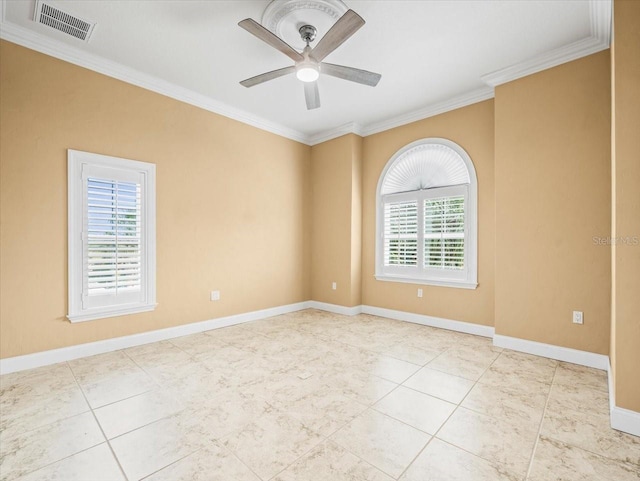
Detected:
left=296, top=63, right=320, bottom=82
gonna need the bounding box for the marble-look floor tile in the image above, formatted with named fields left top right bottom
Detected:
left=381, top=343, right=443, bottom=366
left=478, top=368, right=551, bottom=398
left=276, top=387, right=368, bottom=436
left=195, top=390, right=273, bottom=439
left=338, top=331, right=402, bottom=353
left=240, top=317, right=302, bottom=338
left=144, top=441, right=260, bottom=481
left=461, top=382, right=547, bottom=425
left=0, top=378, right=89, bottom=438
left=0, top=412, right=104, bottom=481
left=168, top=332, right=229, bottom=357
left=403, top=367, right=474, bottom=404
left=274, top=440, right=393, bottom=481
left=162, top=367, right=234, bottom=407
left=447, top=344, right=502, bottom=366
left=367, top=356, right=421, bottom=384
left=456, top=334, right=501, bottom=351
left=426, top=350, right=492, bottom=381
left=437, top=407, right=538, bottom=479
left=331, top=409, right=430, bottom=478
left=400, top=438, right=519, bottom=481
left=0, top=363, right=76, bottom=390
left=222, top=409, right=323, bottom=480
left=14, top=443, right=125, bottom=481
left=312, top=344, right=378, bottom=371
left=401, top=331, right=459, bottom=353
left=68, top=351, right=140, bottom=385
left=541, top=401, right=640, bottom=467
left=478, top=350, right=557, bottom=395
left=109, top=408, right=215, bottom=481
left=204, top=324, right=269, bottom=347
left=144, top=355, right=220, bottom=386
left=77, top=369, right=158, bottom=408
left=94, top=389, right=183, bottom=439
left=124, top=341, right=194, bottom=368
left=241, top=371, right=323, bottom=406
left=326, top=371, right=398, bottom=405
left=373, top=386, right=456, bottom=435
left=195, top=343, right=252, bottom=364
left=4, top=311, right=640, bottom=481
left=545, top=381, right=610, bottom=417
left=552, top=362, right=608, bottom=392
left=528, top=436, right=640, bottom=481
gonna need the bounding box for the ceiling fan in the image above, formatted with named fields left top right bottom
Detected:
left=238, top=9, right=381, bottom=110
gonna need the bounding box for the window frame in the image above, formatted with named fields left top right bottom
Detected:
left=68, top=149, right=157, bottom=322
left=375, top=138, right=478, bottom=289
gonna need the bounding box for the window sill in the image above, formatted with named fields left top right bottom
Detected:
left=375, top=274, right=478, bottom=290
left=68, top=303, right=158, bottom=323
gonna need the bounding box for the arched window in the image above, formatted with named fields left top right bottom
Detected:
left=375, top=138, right=478, bottom=289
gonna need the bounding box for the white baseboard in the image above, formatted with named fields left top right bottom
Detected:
left=0, top=301, right=310, bottom=375
left=307, top=301, right=362, bottom=316
left=607, top=360, right=640, bottom=437
left=611, top=405, right=640, bottom=437
left=493, top=334, right=609, bottom=370
left=3, top=298, right=639, bottom=437
left=2, top=300, right=482, bottom=374
left=361, top=305, right=495, bottom=338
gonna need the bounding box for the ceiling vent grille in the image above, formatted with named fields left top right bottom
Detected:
left=33, top=1, right=96, bottom=42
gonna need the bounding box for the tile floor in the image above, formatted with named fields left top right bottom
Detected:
left=1, top=309, right=639, bottom=480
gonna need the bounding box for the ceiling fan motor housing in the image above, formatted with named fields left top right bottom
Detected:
left=299, top=25, right=317, bottom=44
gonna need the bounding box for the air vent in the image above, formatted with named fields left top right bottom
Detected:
left=33, top=0, right=96, bottom=42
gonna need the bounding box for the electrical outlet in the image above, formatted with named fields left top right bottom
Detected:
left=572, top=310, right=583, bottom=324
left=332, top=282, right=337, bottom=290
left=210, top=290, right=220, bottom=301
left=417, top=288, right=423, bottom=298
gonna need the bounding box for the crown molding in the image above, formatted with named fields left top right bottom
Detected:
left=0, top=17, right=493, bottom=147
left=0, top=20, right=310, bottom=145
left=480, top=35, right=608, bottom=87
left=589, top=0, right=612, bottom=42
left=1, top=0, right=612, bottom=145
left=308, top=121, right=363, bottom=145
left=481, top=0, right=611, bottom=87
left=359, top=87, right=495, bottom=137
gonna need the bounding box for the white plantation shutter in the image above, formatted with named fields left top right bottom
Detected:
left=84, top=177, right=142, bottom=305
left=68, top=150, right=156, bottom=322
left=424, top=195, right=465, bottom=270
left=384, top=201, right=418, bottom=267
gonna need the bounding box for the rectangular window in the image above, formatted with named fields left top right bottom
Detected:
left=379, top=185, right=469, bottom=286
left=68, top=150, right=156, bottom=322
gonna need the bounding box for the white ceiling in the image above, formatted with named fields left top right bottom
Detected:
left=1, top=0, right=610, bottom=144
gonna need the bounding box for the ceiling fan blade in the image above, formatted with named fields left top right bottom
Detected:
left=321, top=63, right=381, bottom=87
left=304, top=81, right=320, bottom=110
left=240, top=66, right=296, bottom=87
left=238, top=18, right=303, bottom=62
left=310, top=9, right=365, bottom=62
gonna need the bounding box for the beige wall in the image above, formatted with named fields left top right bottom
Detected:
left=1, top=30, right=634, bottom=409
left=611, top=0, right=640, bottom=411
left=361, top=100, right=496, bottom=326
left=494, top=51, right=611, bottom=354
left=0, top=41, right=311, bottom=358
left=310, top=134, right=362, bottom=306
